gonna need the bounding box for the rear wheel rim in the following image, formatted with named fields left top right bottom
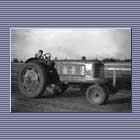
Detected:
left=21, top=66, right=40, bottom=95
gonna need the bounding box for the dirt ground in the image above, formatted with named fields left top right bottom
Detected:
left=15, top=88, right=131, bottom=113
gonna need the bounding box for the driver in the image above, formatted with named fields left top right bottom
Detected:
left=35, top=50, right=43, bottom=59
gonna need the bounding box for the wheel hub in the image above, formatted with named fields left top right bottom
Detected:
left=22, top=68, right=40, bottom=93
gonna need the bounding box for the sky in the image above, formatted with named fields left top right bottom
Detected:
left=12, top=28, right=131, bottom=61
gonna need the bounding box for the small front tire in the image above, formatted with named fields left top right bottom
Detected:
left=86, top=84, right=108, bottom=105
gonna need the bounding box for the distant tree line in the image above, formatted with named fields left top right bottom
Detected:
left=12, top=58, right=24, bottom=63
left=81, top=56, right=131, bottom=62
left=12, top=57, right=131, bottom=63
left=102, top=58, right=131, bottom=62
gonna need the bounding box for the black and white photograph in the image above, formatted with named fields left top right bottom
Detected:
left=11, top=28, right=131, bottom=112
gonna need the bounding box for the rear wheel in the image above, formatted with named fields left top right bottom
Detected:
left=18, top=63, right=46, bottom=98
left=86, top=84, right=108, bottom=105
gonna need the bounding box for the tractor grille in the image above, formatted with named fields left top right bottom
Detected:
left=94, top=63, right=104, bottom=78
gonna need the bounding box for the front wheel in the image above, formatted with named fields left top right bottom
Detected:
left=86, top=84, right=108, bottom=105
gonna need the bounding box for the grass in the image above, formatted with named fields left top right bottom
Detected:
left=15, top=88, right=131, bottom=112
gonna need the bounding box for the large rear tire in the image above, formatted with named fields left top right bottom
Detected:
left=18, top=63, right=46, bottom=98
left=86, top=84, right=108, bottom=105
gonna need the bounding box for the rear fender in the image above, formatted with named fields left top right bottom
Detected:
left=25, top=57, right=39, bottom=63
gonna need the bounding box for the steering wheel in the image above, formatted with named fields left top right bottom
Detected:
left=43, top=52, right=51, bottom=60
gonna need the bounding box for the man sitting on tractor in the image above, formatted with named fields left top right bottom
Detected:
left=35, top=49, right=43, bottom=59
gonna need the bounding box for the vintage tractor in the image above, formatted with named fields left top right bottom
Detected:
left=18, top=52, right=112, bottom=105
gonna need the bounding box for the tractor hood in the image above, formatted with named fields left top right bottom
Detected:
left=55, top=60, right=104, bottom=83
